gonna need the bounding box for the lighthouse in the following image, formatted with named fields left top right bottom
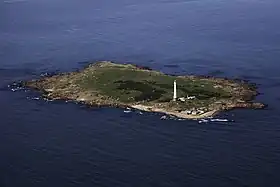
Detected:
left=173, top=80, right=177, bottom=101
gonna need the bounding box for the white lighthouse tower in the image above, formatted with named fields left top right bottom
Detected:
left=173, top=80, right=177, bottom=101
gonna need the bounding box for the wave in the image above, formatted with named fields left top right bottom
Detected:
left=4, top=0, right=28, bottom=4
left=199, top=118, right=232, bottom=123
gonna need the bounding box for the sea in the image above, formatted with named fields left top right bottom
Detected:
left=1, top=0, right=280, bottom=186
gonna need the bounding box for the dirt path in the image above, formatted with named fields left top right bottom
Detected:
left=131, top=104, right=219, bottom=119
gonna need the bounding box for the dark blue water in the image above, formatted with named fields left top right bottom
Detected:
left=1, top=0, right=280, bottom=186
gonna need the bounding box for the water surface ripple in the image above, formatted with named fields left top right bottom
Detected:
left=1, top=0, right=280, bottom=186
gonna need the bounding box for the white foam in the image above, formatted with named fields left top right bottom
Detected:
left=160, top=115, right=167, bottom=120
left=10, top=87, right=24, bottom=92
left=43, top=98, right=53, bottom=102
left=178, top=118, right=186, bottom=121
left=210, top=118, right=229, bottom=122
left=198, top=119, right=209, bottom=123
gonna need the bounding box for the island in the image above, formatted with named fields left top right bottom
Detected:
left=24, top=61, right=265, bottom=119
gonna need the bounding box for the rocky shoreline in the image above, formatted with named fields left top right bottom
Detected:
left=24, top=61, right=266, bottom=120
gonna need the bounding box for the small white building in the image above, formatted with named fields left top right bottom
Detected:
left=186, top=95, right=196, bottom=100
left=178, top=97, right=186, bottom=102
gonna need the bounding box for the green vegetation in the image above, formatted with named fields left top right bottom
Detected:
left=77, top=62, right=231, bottom=104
